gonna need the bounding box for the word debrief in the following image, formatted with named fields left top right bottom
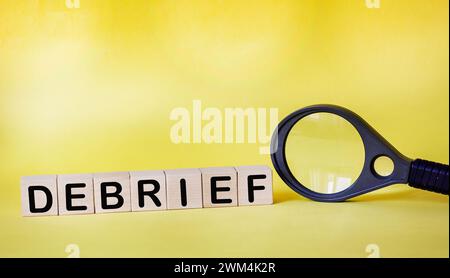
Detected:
left=21, top=166, right=273, bottom=216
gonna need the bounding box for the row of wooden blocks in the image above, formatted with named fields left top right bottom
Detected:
left=21, top=166, right=273, bottom=216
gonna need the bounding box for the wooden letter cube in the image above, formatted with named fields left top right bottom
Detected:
left=21, top=175, right=58, bottom=217
left=201, top=167, right=237, bottom=208
left=57, top=174, right=94, bottom=215
left=165, top=168, right=203, bottom=210
left=93, top=172, right=131, bottom=214
left=236, top=165, right=273, bottom=206
left=130, top=170, right=167, bottom=212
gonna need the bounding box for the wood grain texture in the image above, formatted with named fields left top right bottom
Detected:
left=165, top=168, right=203, bottom=210
left=201, top=167, right=237, bottom=208
left=57, top=173, right=95, bottom=215
left=130, top=170, right=167, bottom=212
left=236, top=165, right=273, bottom=206
left=93, top=172, right=131, bottom=214
left=21, top=175, right=58, bottom=217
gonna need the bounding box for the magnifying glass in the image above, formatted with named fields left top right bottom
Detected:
left=271, top=104, right=449, bottom=202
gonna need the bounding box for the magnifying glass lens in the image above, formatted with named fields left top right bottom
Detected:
left=285, top=112, right=365, bottom=194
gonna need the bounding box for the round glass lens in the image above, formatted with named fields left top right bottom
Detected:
left=285, top=112, right=365, bottom=194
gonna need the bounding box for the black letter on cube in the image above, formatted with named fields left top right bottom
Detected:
left=100, top=182, right=124, bottom=209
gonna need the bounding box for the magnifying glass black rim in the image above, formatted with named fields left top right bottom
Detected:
left=270, top=104, right=412, bottom=202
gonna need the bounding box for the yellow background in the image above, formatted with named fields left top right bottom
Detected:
left=0, top=0, right=448, bottom=257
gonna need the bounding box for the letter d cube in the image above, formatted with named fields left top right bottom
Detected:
left=21, top=175, right=58, bottom=217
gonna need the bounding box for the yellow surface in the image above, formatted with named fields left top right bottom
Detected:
left=0, top=0, right=448, bottom=257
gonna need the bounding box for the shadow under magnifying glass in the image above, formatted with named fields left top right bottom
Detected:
left=274, top=184, right=449, bottom=204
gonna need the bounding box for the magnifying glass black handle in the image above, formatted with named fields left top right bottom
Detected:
left=409, top=159, right=449, bottom=195
left=271, top=104, right=449, bottom=202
